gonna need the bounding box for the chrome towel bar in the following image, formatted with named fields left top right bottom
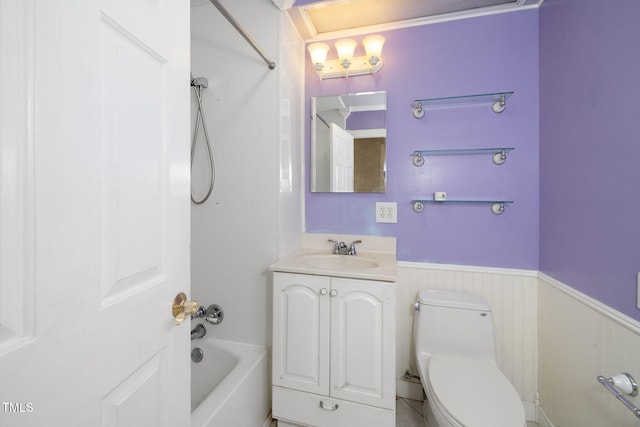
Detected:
left=597, top=373, right=640, bottom=419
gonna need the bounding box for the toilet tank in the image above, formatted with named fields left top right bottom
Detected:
left=413, top=290, right=497, bottom=363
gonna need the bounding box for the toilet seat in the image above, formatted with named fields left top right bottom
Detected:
left=426, top=355, right=524, bottom=427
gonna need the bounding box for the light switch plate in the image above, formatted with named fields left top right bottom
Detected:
left=376, top=202, right=397, bottom=223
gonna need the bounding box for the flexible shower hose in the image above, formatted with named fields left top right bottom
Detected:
left=191, top=82, right=215, bottom=205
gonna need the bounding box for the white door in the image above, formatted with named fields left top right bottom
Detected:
left=0, top=1, right=190, bottom=426
left=329, top=123, right=354, bottom=192
left=330, top=278, right=395, bottom=410
left=272, top=273, right=330, bottom=395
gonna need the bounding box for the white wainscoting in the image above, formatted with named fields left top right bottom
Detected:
left=538, top=273, right=640, bottom=427
left=396, top=262, right=539, bottom=421
left=394, top=262, right=640, bottom=426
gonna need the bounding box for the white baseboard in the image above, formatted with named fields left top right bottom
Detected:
left=523, top=401, right=537, bottom=423
left=262, top=412, right=275, bottom=427
left=537, top=405, right=555, bottom=427
left=396, top=378, right=424, bottom=401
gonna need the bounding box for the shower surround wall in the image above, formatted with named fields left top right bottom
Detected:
left=190, top=0, right=303, bottom=347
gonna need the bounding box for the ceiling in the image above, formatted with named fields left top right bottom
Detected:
left=285, top=0, right=542, bottom=41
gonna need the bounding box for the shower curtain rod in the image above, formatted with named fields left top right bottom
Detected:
left=208, top=0, right=276, bottom=70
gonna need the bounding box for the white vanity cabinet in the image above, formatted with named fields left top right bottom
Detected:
left=272, top=272, right=395, bottom=427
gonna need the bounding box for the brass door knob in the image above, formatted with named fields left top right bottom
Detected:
left=172, top=292, right=199, bottom=325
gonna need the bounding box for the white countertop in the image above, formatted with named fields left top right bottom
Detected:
left=269, top=233, right=397, bottom=282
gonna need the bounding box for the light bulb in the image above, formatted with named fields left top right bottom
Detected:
left=335, top=39, right=357, bottom=69
left=363, top=34, right=385, bottom=66
left=307, top=42, right=329, bottom=71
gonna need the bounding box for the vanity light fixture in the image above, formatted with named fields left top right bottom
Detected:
left=335, top=38, right=357, bottom=71
left=308, top=42, right=329, bottom=73
left=308, top=35, right=385, bottom=79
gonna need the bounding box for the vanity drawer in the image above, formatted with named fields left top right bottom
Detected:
left=272, top=386, right=395, bottom=427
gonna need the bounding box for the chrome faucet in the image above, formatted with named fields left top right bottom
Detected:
left=191, top=323, right=206, bottom=340
left=349, top=240, right=362, bottom=255
left=328, top=239, right=362, bottom=255
left=191, top=304, right=224, bottom=325
left=191, top=305, right=207, bottom=320
left=328, top=239, right=347, bottom=254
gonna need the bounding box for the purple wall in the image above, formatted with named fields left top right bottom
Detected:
left=346, top=110, right=385, bottom=130
left=305, top=10, right=540, bottom=269
left=539, top=0, right=640, bottom=320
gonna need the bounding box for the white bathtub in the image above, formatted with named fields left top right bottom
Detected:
left=191, top=338, right=271, bottom=427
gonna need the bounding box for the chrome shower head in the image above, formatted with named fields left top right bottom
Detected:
left=191, top=76, right=209, bottom=89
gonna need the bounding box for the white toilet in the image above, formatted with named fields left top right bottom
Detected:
left=413, top=289, right=525, bottom=427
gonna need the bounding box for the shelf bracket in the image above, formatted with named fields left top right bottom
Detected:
left=413, top=102, right=425, bottom=119
left=492, top=150, right=507, bottom=165
left=491, top=95, right=506, bottom=113
left=412, top=152, right=425, bottom=167
left=491, top=202, right=506, bottom=215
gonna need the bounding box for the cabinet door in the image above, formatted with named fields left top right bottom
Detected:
left=330, top=278, right=396, bottom=409
left=273, top=273, right=330, bottom=395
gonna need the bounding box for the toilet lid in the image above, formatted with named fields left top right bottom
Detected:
left=427, top=355, right=524, bottom=427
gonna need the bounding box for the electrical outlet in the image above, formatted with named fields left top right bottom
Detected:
left=376, top=202, right=397, bottom=223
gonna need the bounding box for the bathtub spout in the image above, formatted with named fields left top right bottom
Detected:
left=191, top=323, right=206, bottom=340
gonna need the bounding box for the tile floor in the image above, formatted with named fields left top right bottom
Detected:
left=396, top=397, right=424, bottom=426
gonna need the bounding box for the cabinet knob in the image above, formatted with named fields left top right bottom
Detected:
left=320, top=288, right=327, bottom=295
left=330, top=289, right=337, bottom=297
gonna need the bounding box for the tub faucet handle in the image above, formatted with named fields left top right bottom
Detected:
left=191, top=305, right=207, bottom=319
left=206, top=304, right=224, bottom=325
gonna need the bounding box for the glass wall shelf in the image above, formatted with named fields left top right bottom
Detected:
left=411, top=199, right=513, bottom=215
left=412, top=147, right=514, bottom=166
left=412, top=91, right=513, bottom=118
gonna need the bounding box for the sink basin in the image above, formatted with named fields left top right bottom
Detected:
left=301, top=254, right=379, bottom=270
left=269, top=244, right=397, bottom=282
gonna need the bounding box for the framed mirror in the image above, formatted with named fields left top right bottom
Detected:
left=310, top=91, right=387, bottom=193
